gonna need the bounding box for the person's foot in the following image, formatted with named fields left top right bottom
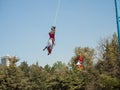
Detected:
left=43, top=48, right=45, bottom=51
left=43, top=47, right=47, bottom=51
left=48, top=53, right=50, bottom=55
left=48, top=52, right=51, bottom=55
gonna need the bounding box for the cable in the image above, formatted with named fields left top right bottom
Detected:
left=53, top=0, right=61, bottom=26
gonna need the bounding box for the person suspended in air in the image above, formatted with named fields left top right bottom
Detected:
left=49, top=26, right=56, bottom=46
left=76, top=53, right=83, bottom=70
left=43, top=26, right=56, bottom=55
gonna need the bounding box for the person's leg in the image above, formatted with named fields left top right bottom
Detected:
left=76, top=61, right=80, bottom=65
left=43, top=39, right=51, bottom=51
left=43, top=46, right=47, bottom=51
left=49, top=39, right=53, bottom=50
left=47, top=47, right=52, bottom=55
left=79, top=64, right=83, bottom=71
left=46, top=39, right=53, bottom=55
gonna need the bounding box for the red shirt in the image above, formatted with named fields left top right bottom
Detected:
left=49, top=32, right=55, bottom=41
left=78, top=55, right=82, bottom=62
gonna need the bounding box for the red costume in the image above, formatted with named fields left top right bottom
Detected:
left=43, top=26, right=56, bottom=55
left=49, top=32, right=55, bottom=45
left=47, top=47, right=52, bottom=55
left=77, top=55, right=83, bottom=70
left=78, top=55, right=82, bottom=63
left=49, top=33, right=55, bottom=40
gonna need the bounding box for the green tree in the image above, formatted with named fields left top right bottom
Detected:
left=0, top=60, right=28, bottom=90
left=70, top=47, right=95, bottom=72
left=67, top=47, right=98, bottom=90
left=19, top=61, right=30, bottom=77
left=44, top=64, right=51, bottom=73
left=28, top=63, right=49, bottom=90
left=45, top=61, right=69, bottom=90
left=0, top=65, right=7, bottom=89
left=8, top=56, right=19, bottom=66
left=95, top=33, right=120, bottom=89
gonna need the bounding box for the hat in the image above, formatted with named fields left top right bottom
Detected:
left=51, top=26, right=56, bottom=30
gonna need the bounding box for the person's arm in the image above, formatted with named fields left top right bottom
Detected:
left=49, top=32, right=50, bottom=36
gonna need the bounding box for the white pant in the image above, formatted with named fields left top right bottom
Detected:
left=47, top=39, right=53, bottom=48
left=76, top=61, right=81, bottom=65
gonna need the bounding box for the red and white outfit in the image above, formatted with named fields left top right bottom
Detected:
left=43, top=31, right=55, bottom=55
left=49, top=32, right=55, bottom=45
left=78, top=55, right=82, bottom=63
left=76, top=55, right=83, bottom=70
left=76, top=55, right=83, bottom=65
left=43, top=26, right=56, bottom=55
left=47, top=32, right=55, bottom=48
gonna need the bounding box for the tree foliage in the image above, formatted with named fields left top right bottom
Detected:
left=0, top=33, right=120, bottom=90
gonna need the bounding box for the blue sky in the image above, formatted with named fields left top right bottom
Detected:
left=0, top=0, right=117, bottom=66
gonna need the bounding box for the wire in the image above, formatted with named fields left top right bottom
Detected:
left=53, top=0, right=61, bottom=26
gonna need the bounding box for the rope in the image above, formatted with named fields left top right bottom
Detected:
left=53, top=0, right=61, bottom=26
